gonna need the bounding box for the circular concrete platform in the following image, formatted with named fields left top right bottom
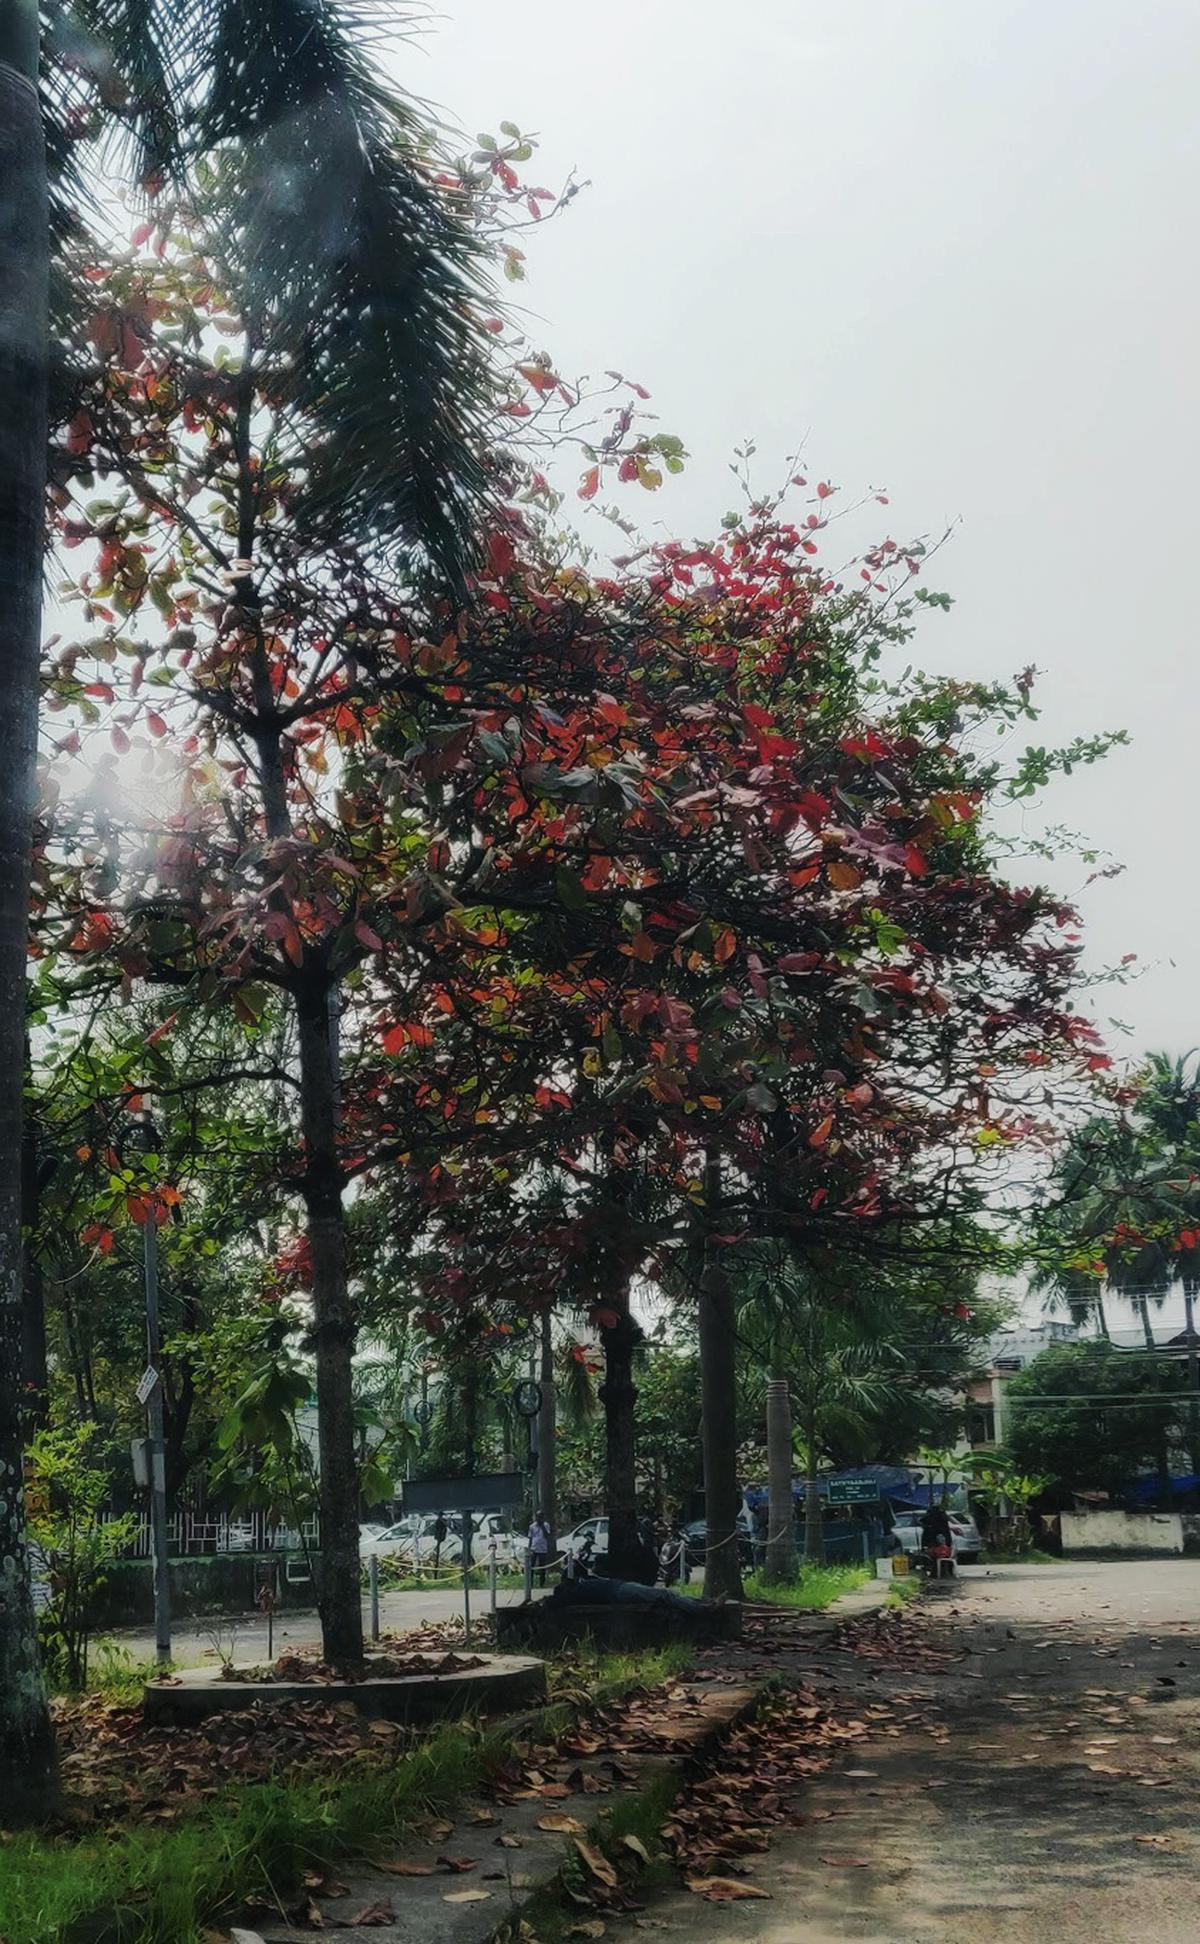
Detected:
left=143, top=1650, right=547, bottom=1726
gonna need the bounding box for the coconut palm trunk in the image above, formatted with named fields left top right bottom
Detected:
left=599, top=1296, right=641, bottom=1578
left=802, top=1404, right=826, bottom=1563
left=699, top=1156, right=743, bottom=1601
left=764, top=1322, right=797, bottom=1583
left=0, top=0, right=56, bottom=1813
left=536, top=1308, right=557, bottom=1557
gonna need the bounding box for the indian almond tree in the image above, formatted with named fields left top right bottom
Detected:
left=345, top=499, right=1120, bottom=1594
left=36, top=176, right=676, bottom=1657
left=3, top=0, right=503, bottom=1801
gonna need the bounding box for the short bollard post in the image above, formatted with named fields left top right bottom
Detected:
left=369, top=1552, right=381, bottom=1643
left=523, top=1547, right=534, bottom=1603
left=489, top=1543, right=498, bottom=1617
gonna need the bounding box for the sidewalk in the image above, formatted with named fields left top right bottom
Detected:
left=116, top=1582, right=548, bottom=1667
left=231, top=1576, right=892, bottom=1943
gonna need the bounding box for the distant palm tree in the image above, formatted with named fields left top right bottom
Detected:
left=1, top=0, right=494, bottom=1811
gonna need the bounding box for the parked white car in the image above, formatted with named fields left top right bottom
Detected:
left=561, top=1516, right=608, bottom=1567
left=890, top=1510, right=983, bottom=1563
left=359, top=1511, right=520, bottom=1568
left=360, top=1516, right=462, bottom=1565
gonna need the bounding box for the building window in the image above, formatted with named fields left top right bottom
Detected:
left=968, top=1404, right=996, bottom=1446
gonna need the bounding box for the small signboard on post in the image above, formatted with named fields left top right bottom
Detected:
left=136, top=1366, right=160, bottom=1407
left=826, top=1477, right=880, bottom=1506
left=401, top=1475, right=525, bottom=1645
left=402, top=1473, right=524, bottom=1515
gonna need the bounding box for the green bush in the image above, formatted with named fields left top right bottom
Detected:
left=27, top=1424, right=139, bottom=1691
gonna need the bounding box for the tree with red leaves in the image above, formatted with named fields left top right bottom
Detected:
left=345, top=498, right=1120, bottom=1589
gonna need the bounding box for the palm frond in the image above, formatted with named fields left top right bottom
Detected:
left=195, top=0, right=494, bottom=588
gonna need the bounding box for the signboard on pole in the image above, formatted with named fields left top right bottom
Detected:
left=826, top=1477, right=880, bottom=1506
left=136, top=1366, right=160, bottom=1406
left=402, top=1473, right=525, bottom=1514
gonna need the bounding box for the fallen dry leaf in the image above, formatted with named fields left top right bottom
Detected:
left=574, top=1839, right=619, bottom=1889
left=622, top=1833, right=651, bottom=1864
left=686, top=1876, right=771, bottom=1901
left=375, top=1859, right=435, bottom=1877
left=348, top=1902, right=394, bottom=1928
left=819, top=1854, right=872, bottom=1868
left=443, top=1889, right=492, bottom=1904
left=537, top=1814, right=586, bottom=1835
left=566, top=1924, right=607, bottom=1939
left=435, top=1855, right=478, bottom=1874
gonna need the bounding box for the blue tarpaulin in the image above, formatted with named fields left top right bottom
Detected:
left=1122, top=1473, right=1200, bottom=1503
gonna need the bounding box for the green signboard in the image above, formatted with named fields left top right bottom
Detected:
left=825, top=1477, right=880, bottom=1506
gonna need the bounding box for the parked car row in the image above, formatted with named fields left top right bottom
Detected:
left=358, top=1512, right=522, bottom=1568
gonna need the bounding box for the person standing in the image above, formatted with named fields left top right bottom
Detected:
left=528, top=1510, right=551, bottom=1588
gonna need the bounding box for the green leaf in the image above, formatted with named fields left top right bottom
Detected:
left=555, top=866, right=588, bottom=912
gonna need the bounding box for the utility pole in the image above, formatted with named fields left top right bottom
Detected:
left=135, top=1113, right=171, bottom=1666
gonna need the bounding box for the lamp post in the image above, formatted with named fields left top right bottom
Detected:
left=132, top=1111, right=171, bottom=1666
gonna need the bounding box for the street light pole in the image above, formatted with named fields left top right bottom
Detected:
left=136, top=1112, right=171, bottom=1666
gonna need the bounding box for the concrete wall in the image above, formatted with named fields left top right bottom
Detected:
left=1061, top=1509, right=1183, bottom=1556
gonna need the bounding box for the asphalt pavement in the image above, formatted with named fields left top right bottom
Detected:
left=645, top=1557, right=1200, bottom=1942
left=114, top=1580, right=546, bottom=1667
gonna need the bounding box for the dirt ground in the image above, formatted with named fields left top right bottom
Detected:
left=647, top=1558, right=1200, bottom=1943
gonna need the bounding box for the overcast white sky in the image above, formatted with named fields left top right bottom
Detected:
left=409, top=0, right=1199, bottom=1066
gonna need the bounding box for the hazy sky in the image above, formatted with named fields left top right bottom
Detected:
left=410, top=0, right=1199, bottom=1066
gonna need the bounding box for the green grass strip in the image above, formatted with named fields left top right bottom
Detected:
left=0, top=1644, right=693, bottom=1944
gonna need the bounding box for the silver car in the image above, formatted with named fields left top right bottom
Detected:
left=890, top=1510, right=982, bottom=1563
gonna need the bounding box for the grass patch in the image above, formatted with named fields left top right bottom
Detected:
left=547, top=1638, right=693, bottom=1701
left=1, top=1639, right=691, bottom=1944
left=886, top=1575, right=921, bottom=1607
left=682, top=1561, right=871, bottom=1610
left=743, top=1563, right=872, bottom=1609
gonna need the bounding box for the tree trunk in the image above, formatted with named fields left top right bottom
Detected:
left=599, top=1299, right=641, bottom=1579
left=20, top=1103, right=47, bottom=1429
left=252, top=640, right=361, bottom=1663
left=1185, top=1288, right=1200, bottom=1478
left=699, top=1159, right=743, bottom=1600
left=1138, top=1295, right=1156, bottom=1352
left=536, top=1308, right=557, bottom=1555
left=0, top=3, right=57, bottom=1815
left=764, top=1325, right=797, bottom=1583
left=803, top=1406, right=825, bottom=1562
left=1156, top=1430, right=1172, bottom=1513
left=461, top=1359, right=479, bottom=1472
left=1094, top=1286, right=1110, bottom=1341
left=296, top=982, right=363, bottom=1662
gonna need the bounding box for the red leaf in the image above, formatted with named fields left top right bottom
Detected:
left=84, top=682, right=115, bottom=703
left=486, top=530, right=516, bottom=578
left=354, top=918, right=384, bottom=952
left=382, top=1024, right=408, bottom=1056
left=578, top=466, right=600, bottom=501
left=809, top=1114, right=834, bottom=1148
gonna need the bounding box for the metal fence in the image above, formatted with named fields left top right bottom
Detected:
left=100, top=1507, right=319, bottom=1559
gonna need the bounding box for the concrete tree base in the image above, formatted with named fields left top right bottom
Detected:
left=143, top=1652, right=546, bottom=1726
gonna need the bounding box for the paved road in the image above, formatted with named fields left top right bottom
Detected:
left=115, top=1582, right=546, bottom=1667
left=651, top=1558, right=1200, bottom=1942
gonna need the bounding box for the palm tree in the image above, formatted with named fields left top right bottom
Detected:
left=736, top=1245, right=904, bottom=1571
left=1, top=0, right=494, bottom=1807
